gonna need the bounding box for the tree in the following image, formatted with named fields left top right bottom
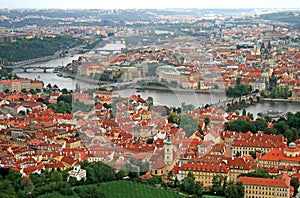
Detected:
left=291, top=177, right=299, bottom=196
left=226, top=80, right=251, bottom=97
left=57, top=95, right=72, bottom=104
left=61, top=88, right=69, bottom=94
left=264, top=127, right=277, bottom=135
left=242, top=109, right=247, bottom=116
left=50, top=171, right=63, bottom=183
left=103, top=103, right=111, bottom=109
left=225, top=181, right=244, bottom=198
left=180, top=172, right=203, bottom=197
left=0, top=179, right=18, bottom=198
left=285, top=129, right=294, bottom=143
left=247, top=112, right=254, bottom=120
left=225, top=118, right=256, bottom=133
left=194, top=181, right=203, bottom=197
left=29, top=89, right=36, bottom=94
left=172, top=107, right=181, bottom=114
left=180, top=114, right=199, bottom=137
left=20, top=178, right=34, bottom=193
left=249, top=150, right=260, bottom=159
left=254, top=118, right=268, bottom=132
left=167, top=112, right=180, bottom=124
left=239, top=168, right=273, bottom=179
left=146, top=96, right=154, bottom=106
left=212, top=175, right=227, bottom=196
left=181, top=102, right=195, bottom=112
left=274, top=121, right=289, bottom=134
left=204, top=117, right=210, bottom=126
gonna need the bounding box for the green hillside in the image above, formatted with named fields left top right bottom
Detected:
left=41, top=180, right=185, bottom=198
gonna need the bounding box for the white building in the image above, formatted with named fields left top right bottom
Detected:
left=68, top=164, right=87, bottom=181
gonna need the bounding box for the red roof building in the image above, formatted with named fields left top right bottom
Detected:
left=237, top=173, right=291, bottom=198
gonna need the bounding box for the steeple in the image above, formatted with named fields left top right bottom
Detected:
left=164, top=128, right=173, bottom=165
left=165, top=128, right=172, bottom=145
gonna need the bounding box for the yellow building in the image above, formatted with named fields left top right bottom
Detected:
left=237, top=173, right=291, bottom=198
left=225, top=157, right=252, bottom=182
left=292, top=87, right=300, bottom=101
left=78, top=64, right=106, bottom=76
left=11, top=80, right=21, bottom=92
left=30, top=79, right=44, bottom=90
left=174, top=163, right=229, bottom=188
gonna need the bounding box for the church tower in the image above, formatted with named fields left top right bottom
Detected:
left=164, top=129, right=173, bottom=165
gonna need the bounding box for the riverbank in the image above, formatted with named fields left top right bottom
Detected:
left=260, top=97, right=300, bottom=103
left=140, top=86, right=225, bottom=94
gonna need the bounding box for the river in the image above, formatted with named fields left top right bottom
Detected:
left=13, top=54, right=99, bottom=90
left=13, top=54, right=300, bottom=117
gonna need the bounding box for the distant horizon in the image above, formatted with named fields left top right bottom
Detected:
left=2, top=8, right=300, bottom=10
left=1, top=0, right=300, bottom=10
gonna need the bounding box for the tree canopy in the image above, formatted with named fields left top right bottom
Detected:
left=0, top=35, right=84, bottom=63
left=180, top=172, right=203, bottom=197
left=179, top=114, right=199, bottom=137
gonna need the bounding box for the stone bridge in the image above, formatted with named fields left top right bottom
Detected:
left=211, top=92, right=261, bottom=109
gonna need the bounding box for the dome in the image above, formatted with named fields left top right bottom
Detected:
left=289, top=142, right=297, bottom=149
left=261, top=72, right=269, bottom=77
left=283, top=72, right=288, bottom=77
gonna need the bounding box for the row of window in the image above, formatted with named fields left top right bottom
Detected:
left=245, top=185, right=287, bottom=192
left=245, top=195, right=287, bottom=198
left=245, top=190, right=286, bottom=196
left=183, top=168, right=225, bottom=172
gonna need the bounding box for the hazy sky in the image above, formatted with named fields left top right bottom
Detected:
left=1, top=0, right=300, bottom=9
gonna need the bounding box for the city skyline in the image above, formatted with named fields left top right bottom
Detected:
left=1, top=0, right=300, bottom=9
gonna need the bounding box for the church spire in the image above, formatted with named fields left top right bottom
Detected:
left=165, top=128, right=172, bottom=145
left=164, top=128, right=173, bottom=165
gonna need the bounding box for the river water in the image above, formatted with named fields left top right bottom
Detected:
left=13, top=54, right=300, bottom=117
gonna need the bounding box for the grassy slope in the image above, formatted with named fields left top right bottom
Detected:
left=41, top=180, right=185, bottom=198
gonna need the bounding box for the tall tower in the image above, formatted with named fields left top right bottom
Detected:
left=164, top=129, right=173, bottom=165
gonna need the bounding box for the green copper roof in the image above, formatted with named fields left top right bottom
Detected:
left=261, top=72, right=269, bottom=77
left=165, top=129, right=172, bottom=145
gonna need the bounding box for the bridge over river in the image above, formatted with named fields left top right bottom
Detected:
left=3, top=64, right=57, bottom=73
left=2, top=54, right=60, bottom=72
left=210, top=92, right=261, bottom=109
left=136, top=84, right=261, bottom=109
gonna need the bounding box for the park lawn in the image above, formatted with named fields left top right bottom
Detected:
left=80, top=180, right=185, bottom=198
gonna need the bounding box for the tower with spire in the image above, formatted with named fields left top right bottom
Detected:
left=164, top=128, right=173, bottom=165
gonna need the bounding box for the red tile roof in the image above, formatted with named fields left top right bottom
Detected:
left=175, top=163, right=229, bottom=174
left=237, top=176, right=289, bottom=188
